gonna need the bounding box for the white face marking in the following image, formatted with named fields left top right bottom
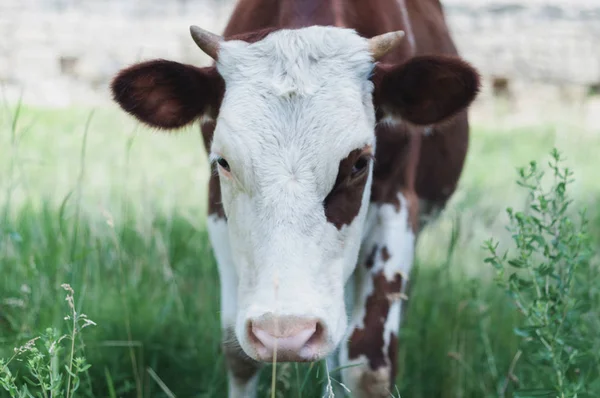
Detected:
left=208, top=26, right=377, bottom=360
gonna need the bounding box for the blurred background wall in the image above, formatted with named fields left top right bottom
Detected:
left=1, top=0, right=599, bottom=115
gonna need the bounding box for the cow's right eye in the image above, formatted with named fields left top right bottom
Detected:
left=217, top=157, right=230, bottom=172
left=351, top=156, right=369, bottom=177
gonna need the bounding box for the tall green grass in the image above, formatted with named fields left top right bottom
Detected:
left=1, top=103, right=599, bottom=397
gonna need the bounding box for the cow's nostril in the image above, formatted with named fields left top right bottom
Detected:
left=247, top=322, right=263, bottom=347
left=306, top=321, right=325, bottom=347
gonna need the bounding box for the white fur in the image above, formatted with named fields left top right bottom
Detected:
left=207, top=26, right=377, bottom=362
left=378, top=195, right=415, bottom=281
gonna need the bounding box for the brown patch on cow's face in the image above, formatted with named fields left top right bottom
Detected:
left=324, top=146, right=372, bottom=230
left=223, top=327, right=261, bottom=382
left=348, top=271, right=403, bottom=374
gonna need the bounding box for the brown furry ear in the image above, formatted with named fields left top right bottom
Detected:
left=373, top=55, right=480, bottom=126
left=110, top=59, right=224, bottom=130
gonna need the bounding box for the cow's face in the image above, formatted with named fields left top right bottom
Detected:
left=111, top=26, right=479, bottom=363
left=209, top=27, right=377, bottom=362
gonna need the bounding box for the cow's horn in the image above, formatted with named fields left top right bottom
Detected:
left=190, top=25, right=223, bottom=60
left=368, top=31, right=405, bottom=60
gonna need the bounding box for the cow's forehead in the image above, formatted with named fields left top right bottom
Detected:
left=211, top=28, right=375, bottom=158
left=216, top=26, right=375, bottom=90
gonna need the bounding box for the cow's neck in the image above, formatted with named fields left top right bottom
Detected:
left=222, top=0, right=415, bottom=61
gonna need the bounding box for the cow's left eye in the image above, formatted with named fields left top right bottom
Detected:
left=351, top=156, right=370, bottom=177
left=217, top=157, right=231, bottom=172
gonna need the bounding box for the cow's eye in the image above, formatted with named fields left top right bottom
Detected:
left=217, top=157, right=230, bottom=172
left=351, top=156, right=370, bottom=177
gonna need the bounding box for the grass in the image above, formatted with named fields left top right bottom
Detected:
left=0, top=101, right=599, bottom=397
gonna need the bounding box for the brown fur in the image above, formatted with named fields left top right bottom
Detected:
left=348, top=271, right=403, bottom=375
left=110, top=61, right=224, bottom=130
left=373, top=56, right=480, bottom=126
left=323, top=148, right=371, bottom=230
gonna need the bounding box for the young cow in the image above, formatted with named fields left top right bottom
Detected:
left=110, top=1, right=480, bottom=396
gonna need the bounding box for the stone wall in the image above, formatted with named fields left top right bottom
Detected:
left=1, top=0, right=599, bottom=106
left=444, top=0, right=600, bottom=85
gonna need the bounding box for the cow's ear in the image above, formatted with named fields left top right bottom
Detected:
left=111, top=59, right=224, bottom=130
left=373, top=55, right=480, bottom=126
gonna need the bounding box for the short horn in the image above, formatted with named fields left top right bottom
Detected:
left=190, top=25, right=223, bottom=60
left=368, top=31, right=405, bottom=61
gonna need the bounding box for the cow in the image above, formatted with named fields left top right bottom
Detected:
left=110, top=0, right=480, bottom=396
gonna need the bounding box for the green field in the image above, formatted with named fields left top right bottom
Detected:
left=1, top=102, right=599, bottom=397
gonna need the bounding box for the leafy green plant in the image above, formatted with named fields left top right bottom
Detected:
left=484, top=149, right=600, bottom=397
left=0, top=284, right=95, bottom=398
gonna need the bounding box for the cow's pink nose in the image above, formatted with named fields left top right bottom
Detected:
left=248, top=315, right=325, bottom=362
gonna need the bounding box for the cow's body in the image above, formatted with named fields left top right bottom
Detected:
left=110, top=0, right=479, bottom=396
left=209, top=1, right=469, bottom=396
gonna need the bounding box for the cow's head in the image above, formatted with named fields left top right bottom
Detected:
left=111, top=26, right=479, bottom=363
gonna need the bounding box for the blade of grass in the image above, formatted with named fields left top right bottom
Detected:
left=146, top=367, right=176, bottom=398
left=104, top=367, right=117, bottom=398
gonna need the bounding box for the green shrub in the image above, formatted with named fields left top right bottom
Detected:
left=484, top=149, right=600, bottom=397
left=0, top=285, right=95, bottom=398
